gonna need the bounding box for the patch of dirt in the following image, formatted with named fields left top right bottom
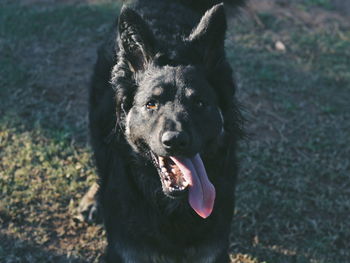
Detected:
left=231, top=0, right=350, bottom=144
left=19, top=39, right=99, bottom=141
left=246, top=0, right=350, bottom=28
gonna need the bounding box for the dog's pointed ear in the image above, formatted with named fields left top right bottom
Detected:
left=188, top=3, right=227, bottom=69
left=118, top=7, right=155, bottom=72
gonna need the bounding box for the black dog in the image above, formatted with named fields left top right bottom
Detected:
left=88, top=0, right=244, bottom=262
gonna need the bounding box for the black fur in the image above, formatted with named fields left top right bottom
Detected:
left=89, top=0, right=244, bottom=262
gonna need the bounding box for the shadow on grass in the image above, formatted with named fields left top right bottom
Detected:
left=0, top=232, right=84, bottom=263
left=0, top=0, right=120, bottom=142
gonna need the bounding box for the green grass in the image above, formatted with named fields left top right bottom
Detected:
left=1, top=0, right=349, bottom=262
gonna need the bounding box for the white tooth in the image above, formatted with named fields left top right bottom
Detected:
left=171, top=168, right=176, bottom=174
left=165, top=172, right=169, bottom=176
left=161, top=167, right=167, bottom=173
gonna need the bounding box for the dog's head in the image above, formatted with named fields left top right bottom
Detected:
left=112, top=4, right=241, bottom=218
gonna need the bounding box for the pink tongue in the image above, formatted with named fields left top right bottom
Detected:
left=170, top=154, right=216, bottom=218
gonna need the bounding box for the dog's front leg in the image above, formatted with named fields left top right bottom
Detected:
left=75, top=182, right=102, bottom=223
left=105, top=248, right=124, bottom=263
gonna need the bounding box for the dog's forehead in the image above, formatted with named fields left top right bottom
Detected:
left=174, top=66, right=211, bottom=96
left=139, top=65, right=207, bottom=94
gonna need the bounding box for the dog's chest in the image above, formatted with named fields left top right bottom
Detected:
left=119, top=244, right=221, bottom=263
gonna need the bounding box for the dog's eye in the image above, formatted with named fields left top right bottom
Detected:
left=146, top=100, right=158, bottom=110
left=195, top=99, right=206, bottom=108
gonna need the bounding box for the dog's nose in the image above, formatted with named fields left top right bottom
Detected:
left=161, top=131, right=189, bottom=150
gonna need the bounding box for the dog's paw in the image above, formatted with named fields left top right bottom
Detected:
left=74, top=182, right=102, bottom=224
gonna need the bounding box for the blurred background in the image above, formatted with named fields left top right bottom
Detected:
left=0, top=0, right=349, bottom=262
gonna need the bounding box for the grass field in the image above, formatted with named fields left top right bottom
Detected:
left=0, top=0, right=349, bottom=262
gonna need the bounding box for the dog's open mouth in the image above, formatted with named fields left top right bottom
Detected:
left=158, top=156, right=190, bottom=192
left=153, top=153, right=216, bottom=218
